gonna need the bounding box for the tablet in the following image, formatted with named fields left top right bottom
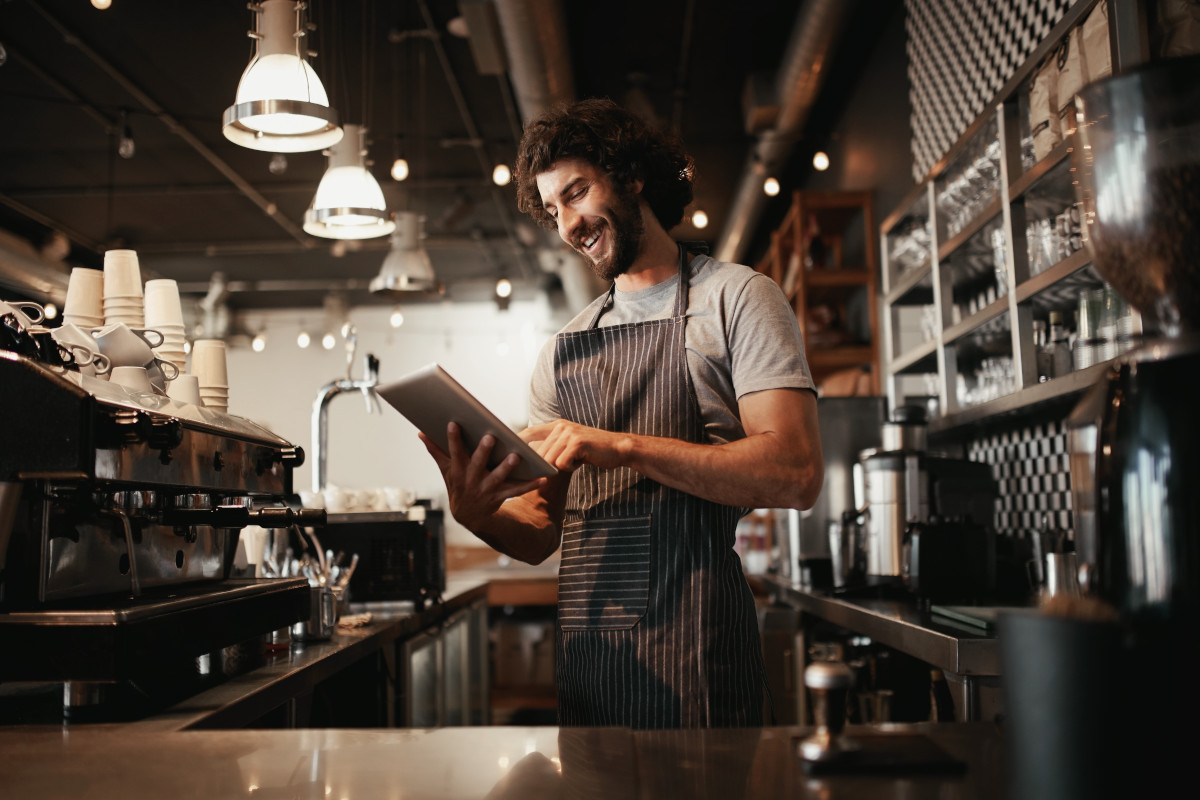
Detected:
left=378, top=363, right=558, bottom=481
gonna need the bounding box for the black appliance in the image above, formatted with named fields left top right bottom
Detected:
left=320, top=510, right=446, bottom=608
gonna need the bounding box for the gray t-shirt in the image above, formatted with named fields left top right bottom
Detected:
left=529, top=253, right=815, bottom=445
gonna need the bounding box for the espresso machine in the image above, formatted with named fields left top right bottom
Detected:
left=0, top=346, right=324, bottom=719
left=1065, top=55, right=1200, bottom=640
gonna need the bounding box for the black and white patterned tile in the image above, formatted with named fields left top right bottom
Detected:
left=906, top=0, right=1075, bottom=180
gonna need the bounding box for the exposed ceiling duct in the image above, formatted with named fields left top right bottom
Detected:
left=714, top=0, right=856, bottom=263
left=492, top=0, right=576, bottom=123
left=0, top=229, right=70, bottom=305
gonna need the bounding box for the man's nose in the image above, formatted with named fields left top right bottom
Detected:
left=558, top=207, right=581, bottom=242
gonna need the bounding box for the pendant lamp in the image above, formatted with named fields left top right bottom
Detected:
left=370, top=212, right=438, bottom=294
left=222, top=0, right=343, bottom=153
left=304, top=124, right=396, bottom=240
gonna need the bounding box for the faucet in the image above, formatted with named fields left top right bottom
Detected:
left=311, top=325, right=382, bottom=493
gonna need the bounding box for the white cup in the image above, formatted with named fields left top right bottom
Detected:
left=64, top=267, right=104, bottom=321
left=167, top=374, right=201, bottom=405
left=102, top=250, right=143, bottom=298
left=90, top=323, right=164, bottom=368
left=110, top=365, right=154, bottom=393
left=191, top=339, right=229, bottom=387
left=143, top=279, right=185, bottom=328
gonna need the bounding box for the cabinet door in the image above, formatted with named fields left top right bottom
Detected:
left=401, top=629, right=442, bottom=727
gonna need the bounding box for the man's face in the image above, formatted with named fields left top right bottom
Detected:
left=535, top=159, right=645, bottom=281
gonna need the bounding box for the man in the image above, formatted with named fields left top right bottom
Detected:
left=420, top=98, right=823, bottom=729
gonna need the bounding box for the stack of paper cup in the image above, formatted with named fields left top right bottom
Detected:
left=62, top=267, right=105, bottom=329
left=144, top=279, right=187, bottom=372
left=102, top=249, right=144, bottom=327
left=191, top=339, right=229, bottom=412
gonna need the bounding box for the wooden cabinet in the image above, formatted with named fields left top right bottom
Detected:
left=755, top=189, right=880, bottom=393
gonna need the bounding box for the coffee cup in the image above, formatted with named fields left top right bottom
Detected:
left=109, top=365, right=154, bottom=393
left=90, top=323, right=164, bottom=368
left=167, top=374, right=201, bottom=405
left=145, top=357, right=180, bottom=393
left=143, top=279, right=185, bottom=328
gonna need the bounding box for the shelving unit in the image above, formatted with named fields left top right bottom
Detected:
left=879, top=0, right=1145, bottom=432
left=756, top=190, right=880, bottom=393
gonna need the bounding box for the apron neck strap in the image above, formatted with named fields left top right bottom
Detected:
left=588, top=241, right=706, bottom=329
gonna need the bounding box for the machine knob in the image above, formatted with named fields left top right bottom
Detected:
left=798, top=660, right=856, bottom=762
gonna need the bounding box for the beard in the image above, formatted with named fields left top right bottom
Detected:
left=575, top=185, right=645, bottom=282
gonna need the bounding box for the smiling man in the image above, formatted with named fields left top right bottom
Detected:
left=420, top=98, right=823, bottom=729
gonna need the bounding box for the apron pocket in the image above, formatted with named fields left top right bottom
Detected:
left=558, top=515, right=652, bottom=630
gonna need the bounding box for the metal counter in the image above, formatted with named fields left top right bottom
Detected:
left=760, top=575, right=1007, bottom=722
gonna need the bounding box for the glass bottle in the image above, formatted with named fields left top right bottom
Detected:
left=1034, top=319, right=1050, bottom=382
left=1045, top=310, right=1074, bottom=378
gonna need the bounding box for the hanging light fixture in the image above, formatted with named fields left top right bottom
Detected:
left=370, top=211, right=437, bottom=294
left=222, top=0, right=343, bottom=153
left=303, top=124, right=395, bottom=240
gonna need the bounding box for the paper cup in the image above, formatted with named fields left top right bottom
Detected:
left=64, top=267, right=104, bottom=321
left=103, top=250, right=143, bottom=298
left=190, top=339, right=229, bottom=387
left=144, top=279, right=185, bottom=328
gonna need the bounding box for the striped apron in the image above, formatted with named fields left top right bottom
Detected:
left=553, top=243, right=765, bottom=729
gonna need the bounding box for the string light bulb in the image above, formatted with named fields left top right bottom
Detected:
left=91, top=0, right=112, bottom=9
left=813, top=151, right=830, bottom=171
left=297, top=329, right=311, bottom=349
left=321, top=332, right=336, bottom=350
left=389, top=308, right=404, bottom=328
left=252, top=332, right=267, bottom=352
left=763, top=177, right=780, bottom=197
left=391, top=157, right=409, bottom=181
left=691, top=209, right=708, bottom=229
left=492, top=163, right=512, bottom=186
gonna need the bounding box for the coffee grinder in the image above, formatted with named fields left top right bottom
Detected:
left=1065, top=55, right=1200, bottom=671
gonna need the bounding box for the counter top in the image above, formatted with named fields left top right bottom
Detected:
left=0, top=722, right=1009, bottom=799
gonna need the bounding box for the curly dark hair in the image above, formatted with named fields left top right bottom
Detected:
left=514, top=98, right=695, bottom=232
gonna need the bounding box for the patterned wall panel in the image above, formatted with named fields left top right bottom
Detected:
left=966, top=417, right=1074, bottom=542
left=905, top=0, right=1076, bottom=180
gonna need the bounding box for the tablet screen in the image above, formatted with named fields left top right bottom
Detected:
left=378, top=363, right=558, bottom=481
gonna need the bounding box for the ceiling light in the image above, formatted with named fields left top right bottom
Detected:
left=492, top=163, right=512, bottom=186
left=391, top=157, right=409, bottom=181
left=222, top=0, right=343, bottom=153
left=370, top=211, right=438, bottom=295
left=297, top=329, right=311, bottom=349
left=303, top=124, right=396, bottom=240
left=389, top=308, right=404, bottom=328
left=495, top=277, right=513, bottom=299
left=691, top=209, right=709, bottom=229
left=321, top=332, right=336, bottom=350
left=117, top=111, right=135, bottom=159
left=43, top=302, right=58, bottom=320
left=763, top=177, right=781, bottom=197
left=813, top=151, right=830, bottom=171
left=252, top=332, right=267, bottom=352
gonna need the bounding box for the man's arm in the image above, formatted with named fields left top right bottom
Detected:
left=420, top=423, right=569, bottom=565
left=527, top=386, right=823, bottom=510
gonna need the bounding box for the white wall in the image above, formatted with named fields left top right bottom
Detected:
left=222, top=296, right=562, bottom=546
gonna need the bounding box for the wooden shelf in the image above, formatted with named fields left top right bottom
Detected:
left=756, top=190, right=881, bottom=395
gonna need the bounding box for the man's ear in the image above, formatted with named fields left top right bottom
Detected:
left=631, top=177, right=645, bottom=194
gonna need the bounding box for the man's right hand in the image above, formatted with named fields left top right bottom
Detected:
left=419, top=421, right=545, bottom=532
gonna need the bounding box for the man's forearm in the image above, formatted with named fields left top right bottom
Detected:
left=620, top=431, right=820, bottom=510
left=462, top=483, right=566, bottom=565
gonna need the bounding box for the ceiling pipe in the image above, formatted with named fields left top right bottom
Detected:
left=491, top=0, right=576, bottom=123
left=713, top=0, right=855, bottom=264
